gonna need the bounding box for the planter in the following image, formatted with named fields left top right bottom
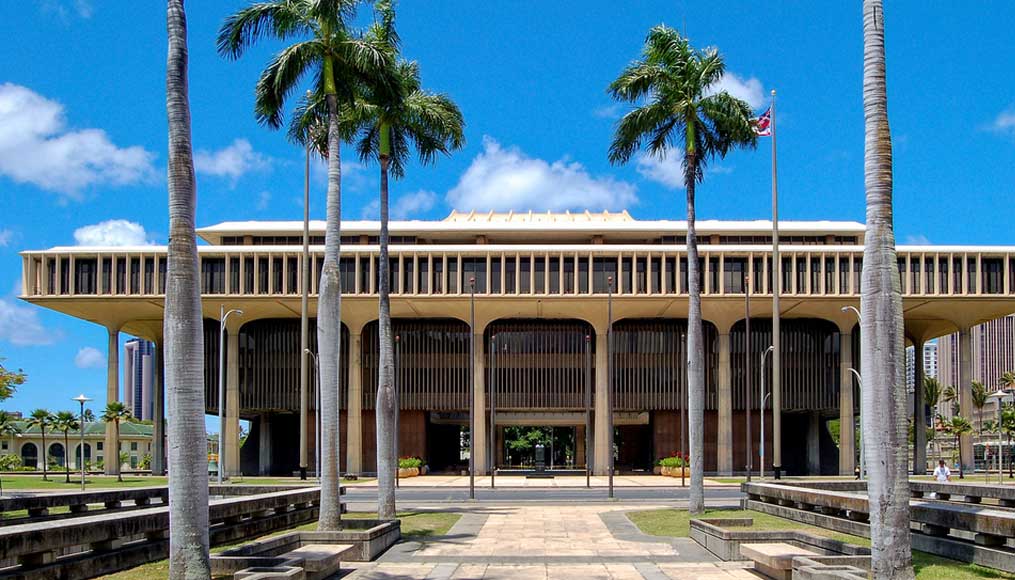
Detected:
left=660, top=466, right=689, bottom=478
left=397, top=466, right=420, bottom=478
left=653, top=465, right=662, bottom=475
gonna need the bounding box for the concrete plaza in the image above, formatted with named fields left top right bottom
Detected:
left=351, top=474, right=741, bottom=488
left=345, top=504, right=759, bottom=579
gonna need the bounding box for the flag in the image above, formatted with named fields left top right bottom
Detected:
left=754, top=107, right=772, bottom=137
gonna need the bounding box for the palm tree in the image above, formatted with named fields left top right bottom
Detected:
left=923, top=377, right=943, bottom=464
left=971, top=381, right=988, bottom=455
left=606, top=26, right=756, bottom=514
left=343, top=0, right=464, bottom=521
left=942, top=385, right=959, bottom=416
left=219, top=0, right=391, bottom=532
left=860, top=2, right=913, bottom=577
left=1001, top=371, right=1015, bottom=392
left=82, top=409, right=96, bottom=424
left=27, top=409, right=53, bottom=480
left=101, top=402, right=132, bottom=482
left=941, top=416, right=973, bottom=479
left=1001, top=403, right=1015, bottom=479
left=167, top=2, right=209, bottom=575
left=52, top=411, right=80, bottom=483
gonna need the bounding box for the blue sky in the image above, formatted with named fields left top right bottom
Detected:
left=1, top=1, right=1013, bottom=423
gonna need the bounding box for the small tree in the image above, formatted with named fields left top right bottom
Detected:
left=101, top=402, right=133, bottom=482
left=1001, top=403, right=1015, bottom=479
left=0, top=358, right=26, bottom=402
left=941, top=416, right=973, bottom=478
left=52, top=411, right=80, bottom=483
left=27, top=409, right=53, bottom=480
left=923, top=377, right=943, bottom=463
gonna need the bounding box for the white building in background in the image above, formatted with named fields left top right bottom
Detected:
left=123, top=338, right=154, bottom=420
left=907, top=341, right=938, bottom=392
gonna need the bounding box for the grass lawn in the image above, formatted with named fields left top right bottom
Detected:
left=0, top=475, right=168, bottom=490
left=626, top=508, right=1015, bottom=580
left=98, top=510, right=460, bottom=579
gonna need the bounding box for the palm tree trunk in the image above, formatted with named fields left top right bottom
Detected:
left=115, top=422, right=123, bottom=482
left=41, top=430, right=48, bottom=481
left=316, top=88, right=344, bottom=531
left=860, top=1, right=914, bottom=577
left=684, top=147, right=705, bottom=515
left=64, top=432, right=70, bottom=483
left=165, top=1, right=211, bottom=576
left=376, top=137, right=397, bottom=520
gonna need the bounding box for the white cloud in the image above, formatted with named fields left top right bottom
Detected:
left=904, top=234, right=931, bottom=245
left=990, top=108, right=1015, bottom=135
left=0, top=298, right=59, bottom=346
left=446, top=137, right=637, bottom=212
left=593, top=104, right=622, bottom=120
left=74, top=346, right=104, bottom=369
left=41, top=0, right=92, bottom=20
left=0, top=229, right=13, bottom=247
left=194, top=139, right=271, bottom=184
left=706, top=72, right=767, bottom=110
left=74, top=219, right=153, bottom=246
left=256, top=190, right=271, bottom=211
left=392, top=190, right=438, bottom=219
left=0, top=83, right=156, bottom=200
left=636, top=150, right=685, bottom=189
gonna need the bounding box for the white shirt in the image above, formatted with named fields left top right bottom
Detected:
left=933, top=465, right=951, bottom=482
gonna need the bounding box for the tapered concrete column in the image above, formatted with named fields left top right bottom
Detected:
left=913, top=338, right=927, bottom=475
left=959, top=327, right=974, bottom=471
left=472, top=332, right=487, bottom=475
left=839, top=332, right=856, bottom=475
left=717, top=332, right=733, bottom=475
left=105, top=328, right=119, bottom=476
left=224, top=329, right=240, bottom=477
left=594, top=332, right=610, bottom=475
left=576, top=425, right=586, bottom=469
left=807, top=412, right=821, bottom=475
left=152, top=341, right=165, bottom=475
left=346, top=332, right=363, bottom=475
left=258, top=415, right=272, bottom=476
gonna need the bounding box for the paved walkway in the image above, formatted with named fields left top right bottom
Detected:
left=344, top=505, right=759, bottom=579
left=352, top=475, right=740, bottom=488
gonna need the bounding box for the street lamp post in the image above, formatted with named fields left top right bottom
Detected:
left=585, top=334, right=592, bottom=488
left=73, top=394, right=91, bottom=492
left=218, top=306, right=243, bottom=484
left=490, top=334, right=497, bottom=489
left=989, top=389, right=1015, bottom=484
left=760, top=346, right=774, bottom=479
left=469, top=277, right=476, bottom=500
left=304, top=349, right=321, bottom=481
left=848, top=368, right=865, bottom=480
left=745, top=276, right=752, bottom=482
left=394, top=335, right=401, bottom=490
left=607, top=276, right=614, bottom=500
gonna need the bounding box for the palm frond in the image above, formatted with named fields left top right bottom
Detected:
left=217, top=1, right=310, bottom=60
left=608, top=101, right=678, bottom=165
left=255, top=40, right=324, bottom=129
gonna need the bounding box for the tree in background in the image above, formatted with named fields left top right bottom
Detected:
left=971, top=381, right=988, bottom=453
left=218, top=0, right=391, bottom=531
left=923, top=377, right=943, bottom=464
left=101, top=402, right=132, bottom=482
left=52, top=411, right=80, bottom=483
left=0, top=358, right=26, bottom=402
left=941, top=416, right=973, bottom=478
left=27, top=409, right=53, bottom=480
left=606, top=26, right=756, bottom=514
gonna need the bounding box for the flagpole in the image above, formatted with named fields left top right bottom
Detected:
left=770, top=89, right=782, bottom=480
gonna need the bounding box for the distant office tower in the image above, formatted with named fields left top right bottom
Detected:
left=906, top=341, right=938, bottom=392
left=123, top=338, right=154, bottom=420
left=937, top=315, right=1015, bottom=420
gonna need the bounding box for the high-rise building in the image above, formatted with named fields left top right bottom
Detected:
left=938, top=315, right=1015, bottom=393
left=123, top=338, right=154, bottom=420
left=906, top=341, right=938, bottom=392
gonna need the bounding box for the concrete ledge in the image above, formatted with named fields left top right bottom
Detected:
left=689, top=518, right=868, bottom=563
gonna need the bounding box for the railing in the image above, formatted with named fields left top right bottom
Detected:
left=21, top=246, right=1015, bottom=299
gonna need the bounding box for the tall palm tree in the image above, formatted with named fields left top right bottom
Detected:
left=860, top=1, right=913, bottom=576
left=941, top=416, right=973, bottom=478
left=102, top=402, right=132, bottom=482
left=166, top=2, right=209, bottom=574
left=1001, top=371, right=1015, bottom=392
left=219, top=0, right=391, bottom=532
left=342, top=0, right=464, bottom=521
left=27, top=409, right=53, bottom=480
left=942, top=385, right=960, bottom=415
left=971, top=381, right=988, bottom=455
left=606, top=26, right=756, bottom=514
left=52, top=411, right=80, bottom=483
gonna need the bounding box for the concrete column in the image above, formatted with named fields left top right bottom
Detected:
left=224, top=329, right=240, bottom=477
left=576, top=425, right=586, bottom=469
left=152, top=341, right=165, bottom=475
left=472, top=332, right=487, bottom=475
left=807, top=412, right=821, bottom=475
left=913, top=338, right=927, bottom=475
left=839, top=332, right=856, bottom=475
left=105, top=328, right=119, bottom=476
left=346, top=332, right=363, bottom=475
left=258, top=415, right=272, bottom=476
left=594, top=332, right=610, bottom=475
left=959, top=327, right=974, bottom=471
left=717, top=332, right=733, bottom=475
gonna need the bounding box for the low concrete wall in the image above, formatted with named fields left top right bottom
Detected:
left=689, top=518, right=869, bottom=562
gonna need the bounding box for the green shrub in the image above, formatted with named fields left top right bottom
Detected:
left=0, top=453, right=22, bottom=471
left=398, top=457, right=422, bottom=469
left=658, top=455, right=688, bottom=468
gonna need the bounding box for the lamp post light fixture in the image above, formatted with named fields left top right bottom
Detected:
left=848, top=368, right=865, bottom=480
left=304, top=349, right=321, bottom=481
left=73, top=394, right=91, bottom=492
left=760, top=345, right=774, bottom=479
left=218, top=306, right=244, bottom=484
left=607, top=275, right=615, bottom=500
